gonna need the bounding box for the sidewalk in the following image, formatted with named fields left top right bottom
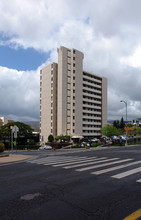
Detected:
left=0, top=153, right=32, bottom=165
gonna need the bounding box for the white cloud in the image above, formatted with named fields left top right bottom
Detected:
left=120, top=47, right=141, bottom=68
left=0, top=66, right=40, bottom=121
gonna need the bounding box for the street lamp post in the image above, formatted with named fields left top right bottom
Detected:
left=120, top=100, right=128, bottom=146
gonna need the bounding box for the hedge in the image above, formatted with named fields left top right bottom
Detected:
left=0, top=143, right=5, bottom=153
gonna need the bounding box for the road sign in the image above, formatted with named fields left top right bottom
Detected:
left=14, top=132, right=17, bottom=138
left=12, top=125, right=19, bottom=133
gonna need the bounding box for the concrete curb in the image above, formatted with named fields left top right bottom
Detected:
left=0, top=153, right=32, bottom=165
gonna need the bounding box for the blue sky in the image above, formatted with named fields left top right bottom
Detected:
left=0, top=44, right=48, bottom=71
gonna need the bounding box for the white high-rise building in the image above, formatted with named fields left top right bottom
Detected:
left=40, top=46, right=107, bottom=143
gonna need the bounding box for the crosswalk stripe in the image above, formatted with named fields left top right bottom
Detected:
left=64, top=158, right=119, bottom=169
left=75, top=158, right=133, bottom=172
left=112, top=167, right=141, bottom=179
left=44, top=156, right=96, bottom=165
left=136, top=179, right=141, bottom=183
left=53, top=157, right=107, bottom=167
left=29, top=156, right=86, bottom=164
left=33, top=157, right=85, bottom=164
left=92, top=159, right=138, bottom=175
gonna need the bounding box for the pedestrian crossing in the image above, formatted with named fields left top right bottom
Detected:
left=27, top=155, right=141, bottom=183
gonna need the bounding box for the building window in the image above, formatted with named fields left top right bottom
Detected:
left=51, top=64, right=53, bottom=68
left=68, top=70, right=71, bottom=77
left=67, top=50, right=71, bottom=57
left=51, top=70, right=53, bottom=74
left=73, top=63, right=75, bottom=67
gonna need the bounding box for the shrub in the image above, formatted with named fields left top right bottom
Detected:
left=48, top=134, right=54, bottom=143
left=0, top=143, right=5, bottom=153
left=17, top=145, right=40, bottom=150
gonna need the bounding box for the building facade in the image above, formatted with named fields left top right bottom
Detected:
left=0, top=117, right=8, bottom=127
left=0, top=117, right=14, bottom=127
left=40, top=46, right=107, bottom=143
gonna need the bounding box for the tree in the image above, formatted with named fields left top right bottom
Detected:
left=0, top=122, right=34, bottom=147
left=55, top=135, right=70, bottom=142
left=101, top=125, right=120, bottom=137
left=48, top=134, right=54, bottom=143
left=119, top=117, right=125, bottom=129
left=113, top=120, right=120, bottom=129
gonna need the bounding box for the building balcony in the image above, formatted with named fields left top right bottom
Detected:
left=83, top=103, right=101, bottom=110
left=83, top=74, right=102, bottom=84
left=83, top=115, right=102, bottom=120
left=82, top=127, right=101, bottom=131
left=83, top=87, right=102, bottom=94
left=83, top=121, right=101, bottom=125
left=83, top=97, right=102, bottom=105
left=82, top=132, right=101, bottom=136
left=83, top=80, right=102, bottom=89
left=83, top=93, right=102, bottom=99
left=83, top=110, right=101, bottom=115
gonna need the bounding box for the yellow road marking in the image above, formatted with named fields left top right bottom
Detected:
left=123, top=209, right=141, bottom=220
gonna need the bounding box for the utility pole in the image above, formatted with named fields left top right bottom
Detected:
left=120, top=100, right=128, bottom=146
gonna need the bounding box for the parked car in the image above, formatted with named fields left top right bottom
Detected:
left=100, top=137, right=106, bottom=142
left=111, top=136, right=126, bottom=144
left=39, top=145, right=52, bottom=150
left=80, top=142, right=90, bottom=147
left=91, top=138, right=100, bottom=143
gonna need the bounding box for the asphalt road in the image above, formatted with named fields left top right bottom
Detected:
left=0, top=145, right=141, bottom=220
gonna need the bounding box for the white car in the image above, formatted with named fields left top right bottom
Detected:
left=39, top=145, right=52, bottom=150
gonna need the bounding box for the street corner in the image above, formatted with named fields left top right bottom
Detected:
left=0, top=153, right=32, bottom=165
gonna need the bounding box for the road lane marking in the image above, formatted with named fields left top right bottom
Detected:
left=35, top=157, right=88, bottom=165
left=62, top=157, right=110, bottom=169
left=136, top=179, right=141, bottom=183
left=52, top=157, right=105, bottom=167
left=123, top=208, right=141, bottom=220
left=112, top=167, right=141, bottom=179
left=92, top=159, right=139, bottom=175
left=76, top=158, right=134, bottom=172
left=45, top=156, right=96, bottom=165
left=29, top=156, right=87, bottom=164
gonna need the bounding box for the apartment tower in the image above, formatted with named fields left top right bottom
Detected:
left=40, top=46, right=107, bottom=143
